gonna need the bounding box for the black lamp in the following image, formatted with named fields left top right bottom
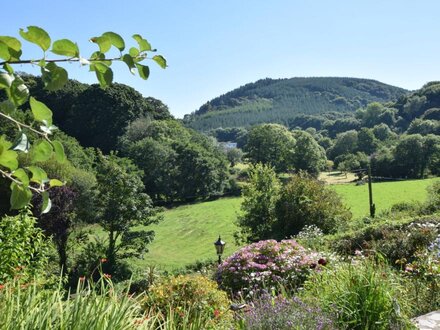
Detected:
left=214, top=236, right=226, bottom=265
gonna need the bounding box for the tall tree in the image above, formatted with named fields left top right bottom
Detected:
left=291, top=130, right=327, bottom=176
left=95, top=153, right=158, bottom=278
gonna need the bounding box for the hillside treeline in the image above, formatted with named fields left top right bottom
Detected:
left=184, top=77, right=408, bottom=130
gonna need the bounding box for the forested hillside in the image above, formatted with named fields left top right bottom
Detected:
left=184, top=77, right=408, bottom=130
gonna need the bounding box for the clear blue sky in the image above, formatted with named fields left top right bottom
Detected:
left=4, top=0, right=440, bottom=118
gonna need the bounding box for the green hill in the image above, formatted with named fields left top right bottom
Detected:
left=184, top=77, right=408, bottom=130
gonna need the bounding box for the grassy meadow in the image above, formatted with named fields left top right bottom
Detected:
left=95, top=177, right=438, bottom=271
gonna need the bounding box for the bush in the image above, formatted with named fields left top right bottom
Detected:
left=217, top=239, right=327, bottom=298
left=331, top=219, right=439, bottom=267
left=304, top=258, right=412, bottom=329
left=425, top=180, right=440, bottom=212
left=241, top=294, right=335, bottom=330
left=0, top=211, right=50, bottom=284
left=273, top=172, right=351, bottom=237
left=145, top=274, right=233, bottom=328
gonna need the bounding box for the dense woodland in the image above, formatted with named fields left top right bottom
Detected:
left=184, top=77, right=408, bottom=130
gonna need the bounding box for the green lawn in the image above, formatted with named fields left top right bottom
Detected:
left=332, top=178, right=438, bottom=219
left=131, top=197, right=243, bottom=271
left=93, top=178, right=438, bottom=271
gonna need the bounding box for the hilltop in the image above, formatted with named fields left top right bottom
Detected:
left=183, top=77, right=408, bottom=130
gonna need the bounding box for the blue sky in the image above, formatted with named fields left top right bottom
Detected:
left=3, top=1, right=440, bottom=117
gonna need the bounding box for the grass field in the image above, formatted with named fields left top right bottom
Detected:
left=96, top=178, right=438, bottom=271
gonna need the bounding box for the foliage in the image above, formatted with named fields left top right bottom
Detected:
left=291, top=130, right=327, bottom=176
left=241, top=294, right=335, bottom=330
left=0, top=211, right=50, bottom=283
left=426, top=180, right=440, bottom=212
left=244, top=123, right=295, bottom=172
left=273, top=172, right=351, bottom=237
left=236, top=163, right=280, bottom=242
left=32, top=186, right=77, bottom=273
left=119, top=119, right=229, bottom=202
left=0, top=26, right=166, bottom=211
left=226, top=147, right=243, bottom=167
left=304, top=258, right=412, bottom=329
left=401, top=239, right=440, bottom=315
left=217, top=239, right=327, bottom=297
left=185, top=77, right=406, bottom=131
left=95, top=152, right=159, bottom=279
left=145, top=274, right=233, bottom=328
left=0, top=277, right=156, bottom=330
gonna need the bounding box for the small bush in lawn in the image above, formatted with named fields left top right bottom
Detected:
left=241, top=294, right=335, bottom=330
left=145, top=274, right=233, bottom=328
left=303, top=257, right=412, bottom=329
left=217, top=239, right=327, bottom=298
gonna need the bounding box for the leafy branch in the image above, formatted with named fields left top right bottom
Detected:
left=0, top=26, right=166, bottom=212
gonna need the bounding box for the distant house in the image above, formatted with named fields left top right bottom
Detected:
left=219, top=142, right=237, bottom=150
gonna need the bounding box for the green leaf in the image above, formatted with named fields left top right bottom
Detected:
left=31, top=140, right=53, bottom=163
left=12, top=168, right=29, bottom=186
left=3, top=63, right=14, bottom=74
left=129, top=47, right=139, bottom=57
left=90, top=35, right=111, bottom=53
left=93, top=63, right=113, bottom=88
left=0, top=100, right=15, bottom=115
left=12, top=132, right=29, bottom=152
left=132, top=34, right=152, bottom=52
left=49, top=179, right=63, bottom=187
left=0, top=72, right=13, bottom=89
left=122, top=54, right=136, bottom=74
left=136, top=63, right=150, bottom=80
left=52, top=140, right=66, bottom=163
left=30, top=97, right=53, bottom=126
left=8, top=76, right=29, bottom=106
left=103, top=32, right=125, bottom=51
left=41, top=191, right=52, bottom=214
left=51, top=39, right=79, bottom=57
left=0, top=36, right=22, bottom=61
left=152, top=55, right=167, bottom=69
left=0, top=135, right=18, bottom=170
left=19, top=26, right=51, bottom=52
left=41, top=62, right=68, bottom=91
left=27, top=166, right=49, bottom=184
left=10, top=182, right=32, bottom=210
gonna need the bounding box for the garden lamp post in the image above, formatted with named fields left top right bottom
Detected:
left=214, top=236, right=226, bottom=265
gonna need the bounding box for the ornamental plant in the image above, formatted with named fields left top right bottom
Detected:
left=217, top=239, right=327, bottom=297
left=145, top=274, right=233, bottom=328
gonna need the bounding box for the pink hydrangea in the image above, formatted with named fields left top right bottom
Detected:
left=217, top=239, right=326, bottom=296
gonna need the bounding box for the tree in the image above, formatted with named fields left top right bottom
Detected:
left=32, top=186, right=77, bottom=273
left=236, top=163, right=281, bottom=243
left=244, top=124, right=295, bottom=172
left=327, top=130, right=358, bottom=160
left=291, top=130, right=327, bottom=176
left=226, top=148, right=243, bottom=167
left=95, top=153, right=159, bottom=278
left=393, top=134, right=425, bottom=178
left=357, top=128, right=378, bottom=155
left=0, top=26, right=166, bottom=211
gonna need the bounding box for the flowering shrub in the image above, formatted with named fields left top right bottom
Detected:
left=145, top=274, right=233, bottom=328
left=217, top=239, right=327, bottom=297
left=242, top=294, right=335, bottom=330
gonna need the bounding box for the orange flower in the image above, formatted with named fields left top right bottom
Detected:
left=214, top=309, right=220, bottom=318
left=79, top=276, right=86, bottom=282
left=103, top=273, right=112, bottom=279
left=100, top=258, right=108, bottom=263
left=0, top=284, right=5, bottom=290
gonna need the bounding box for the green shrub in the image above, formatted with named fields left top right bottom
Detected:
left=145, top=274, right=233, bottom=328
left=0, top=211, right=50, bottom=284
left=425, top=180, right=440, bottom=212
left=331, top=219, right=438, bottom=266
left=303, top=258, right=412, bottom=329
left=273, top=172, right=351, bottom=237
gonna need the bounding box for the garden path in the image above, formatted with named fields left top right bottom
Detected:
left=412, top=310, right=440, bottom=329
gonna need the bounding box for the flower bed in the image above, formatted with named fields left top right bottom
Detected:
left=217, top=239, right=326, bottom=297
